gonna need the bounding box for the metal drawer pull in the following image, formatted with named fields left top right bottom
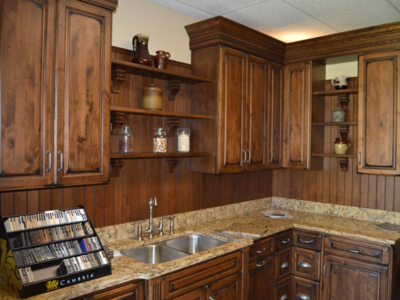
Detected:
left=46, top=151, right=52, bottom=172
left=281, top=238, right=291, bottom=244
left=347, top=248, right=362, bottom=254
left=374, top=252, right=381, bottom=257
left=247, top=149, right=251, bottom=163
left=280, top=295, right=288, bottom=300
left=242, top=150, right=247, bottom=164
left=297, top=294, right=310, bottom=300
left=298, top=261, right=311, bottom=268
left=324, top=263, right=328, bottom=277
left=256, top=261, right=266, bottom=268
left=209, top=297, right=214, bottom=300
left=281, top=262, right=289, bottom=269
left=299, top=238, right=314, bottom=244
left=57, top=151, right=63, bottom=173
left=256, top=248, right=267, bottom=254
left=269, top=149, right=273, bottom=162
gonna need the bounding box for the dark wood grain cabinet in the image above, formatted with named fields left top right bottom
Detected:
left=283, top=62, right=311, bottom=170
left=73, top=280, right=145, bottom=300
left=358, top=50, right=400, bottom=175
left=0, top=0, right=114, bottom=191
left=247, top=255, right=275, bottom=300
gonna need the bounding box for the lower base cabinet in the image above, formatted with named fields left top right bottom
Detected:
left=247, top=255, right=275, bottom=300
left=274, top=276, right=291, bottom=300
left=293, top=277, right=319, bottom=300
left=72, top=280, right=145, bottom=300
left=321, top=254, right=389, bottom=300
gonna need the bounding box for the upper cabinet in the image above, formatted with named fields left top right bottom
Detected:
left=283, top=62, right=311, bottom=170
left=358, top=51, right=400, bottom=175
left=0, top=0, right=116, bottom=191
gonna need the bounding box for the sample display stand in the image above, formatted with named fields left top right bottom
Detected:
left=0, top=206, right=111, bottom=298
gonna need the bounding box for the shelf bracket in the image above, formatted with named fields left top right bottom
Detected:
left=339, top=125, right=349, bottom=140
left=111, top=69, right=126, bottom=93
left=167, top=118, right=180, bottom=137
left=110, top=160, right=124, bottom=177
left=338, top=158, right=349, bottom=172
left=111, top=111, right=126, bottom=135
left=339, top=93, right=350, bottom=111
left=166, top=158, right=179, bottom=173
left=168, top=80, right=181, bottom=101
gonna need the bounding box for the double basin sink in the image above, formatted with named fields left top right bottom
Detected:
left=121, top=234, right=228, bottom=264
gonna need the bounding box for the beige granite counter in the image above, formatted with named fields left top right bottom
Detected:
left=2, top=197, right=400, bottom=299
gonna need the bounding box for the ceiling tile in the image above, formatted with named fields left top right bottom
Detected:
left=147, top=0, right=214, bottom=19
left=176, top=0, right=266, bottom=15
left=284, top=0, right=400, bottom=31
left=223, top=0, right=337, bottom=42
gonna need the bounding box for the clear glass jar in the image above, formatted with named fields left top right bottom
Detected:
left=119, top=125, right=133, bottom=154
left=177, top=128, right=190, bottom=152
left=153, top=127, right=167, bottom=153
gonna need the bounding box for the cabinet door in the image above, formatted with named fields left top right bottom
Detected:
left=358, top=51, right=400, bottom=175
left=321, top=254, right=389, bottom=300
left=172, top=289, right=205, bottom=300
left=55, top=0, right=111, bottom=186
left=292, top=277, right=319, bottom=300
left=73, top=280, right=145, bottom=300
left=248, top=255, right=274, bottom=300
left=0, top=0, right=55, bottom=190
left=208, top=273, right=242, bottom=300
left=274, top=276, right=291, bottom=300
left=217, top=47, right=246, bottom=173
left=246, top=55, right=269, bottom=172
left=283, top=62, right=311, bottom=170
left=269, top=62, right=284, bottom=169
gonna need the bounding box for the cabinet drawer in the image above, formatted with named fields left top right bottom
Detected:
left=275, top=248, right=291, bottom=281
left=324, top=235, right=390, bottom=265
left=161, top=251, right=242, bottom=299
left=292, top=248, right=320, bottom=281
left=274, top=276, right=291, bottom=300
left=293, top=230, right=321, bottom=251
left=276, top=230, right=292, bottom=251
left=250, top=236, right=275, bottom=262
left=73, top=280, right=144, bottom=300
left=292, top=277, right=319, bottom=300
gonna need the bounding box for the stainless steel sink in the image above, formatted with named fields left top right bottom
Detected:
left=159, top=234, right=228, bottom=254
left=121, top=245, right=188, bottom=264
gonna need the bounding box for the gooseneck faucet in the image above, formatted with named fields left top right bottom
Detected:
left=139, top=196, right=163, bottom=240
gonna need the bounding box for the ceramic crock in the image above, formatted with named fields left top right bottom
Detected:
left=142, top=84, right=162, bottom=110
left=331, top=76, right=348, bottom=90
left=334, top=138, right=351, bottom=155
left=154, top=50, right=171, bottom=69
left=331, top=107, right=345, bottom=122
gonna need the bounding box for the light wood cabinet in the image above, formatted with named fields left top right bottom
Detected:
left=283, top=62, right=311, bottom=170
left=358, top=50, right=400, bottom=175
left=0, top=0, right=114, bottom=191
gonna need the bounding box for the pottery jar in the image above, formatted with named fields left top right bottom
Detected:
left=154, top=50, right=171, bottom=69
left=132, top=34, right=152, bottom=66
left=331, top=107, right=345, bottom=122
left=142, top=84, right=163, bottom=111
left=334, top=138, right=351, bottom=155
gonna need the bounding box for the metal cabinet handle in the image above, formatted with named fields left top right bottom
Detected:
left=324, top=263, right=328, bottom=277
left=281, top=262, right=289, bottom=269
left=297, top=294, right=310, bottom=300
left=46, top=151, right=52, bottom=172
left=247, top=149, right=251, bottom=163
left=209, top=297, right=214, bottom=300
left=359, top=152, right=362, bottom=165
left=298, top=261, right=311, bottom=268
left=256, top=248, right=267, bottom=254
left=347, top=248, right=362, bottom=254
left=57, top=151, right=63, bottom=173
left=281, top=238, right=291, bottom=244
left=279, top=295, right=288, bottom=300
left=256, top=261, right=266, bottom=268
left=269, top=149, right=273, bottom=162
left=242, top=150, right=247, bottom=164
left=299, top=238, right=314, bottom=244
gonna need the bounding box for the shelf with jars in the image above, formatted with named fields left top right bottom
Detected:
left=311, top=76, right=358, bottom=172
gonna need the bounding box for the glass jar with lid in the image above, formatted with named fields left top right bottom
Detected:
left=119, top=125, right=133, bottom=154
left=177, top=128, right=190, bottom=152
left=153, top=127, right=167, bottom=153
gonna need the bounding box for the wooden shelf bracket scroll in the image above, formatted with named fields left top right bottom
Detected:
left=111, top=69, right=126, bottom=93
left=111, top=111, right=126, bottom=134
left=339, top=158, right=349, bottom=172
left=168, top=80, right=181, bottom=101
left=167, top=118, right=180, bottom=137
left=167, top=158, right=180, bottom=173
left=110, top=160, right=124, bottom=177
left=339, top=93, right=350, bottom=111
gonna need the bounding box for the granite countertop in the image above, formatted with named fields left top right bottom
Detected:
left=1, top=207, right=400, bottom=299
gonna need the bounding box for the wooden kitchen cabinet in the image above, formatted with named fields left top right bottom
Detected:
left=283, top=62, right=311, bottom=170
left=172, top=289, right=205, bottom=300
left=73, top=280, right=145, bottom=300
left=207, top=273, right=242, bottom=300
left=321, top=254, right=389, bottom=300
left=358, top=50, right=400, bottom=175
left=0, top=0, right=115, bottom=191
left=247, top=255, right=275, bottom=300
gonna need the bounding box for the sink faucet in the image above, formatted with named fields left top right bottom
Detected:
left=139, top=196, right=163, bottom=240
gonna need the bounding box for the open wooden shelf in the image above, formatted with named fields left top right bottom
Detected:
left=313, top=88, right=358, bottom=96
left=110, top=106, right=214, bottom=120
left=311, top=153, right=357, bottom=158
left=312, top=122, right=357, bottom=126
left=110, top=152, right=213, bottom=159
left=112, top=59, right=213, bottom=83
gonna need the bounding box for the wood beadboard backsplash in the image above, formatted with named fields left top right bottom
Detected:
left=273, top=78, right=400, bottom=212
left=0, top=47, right=273, bottom=227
